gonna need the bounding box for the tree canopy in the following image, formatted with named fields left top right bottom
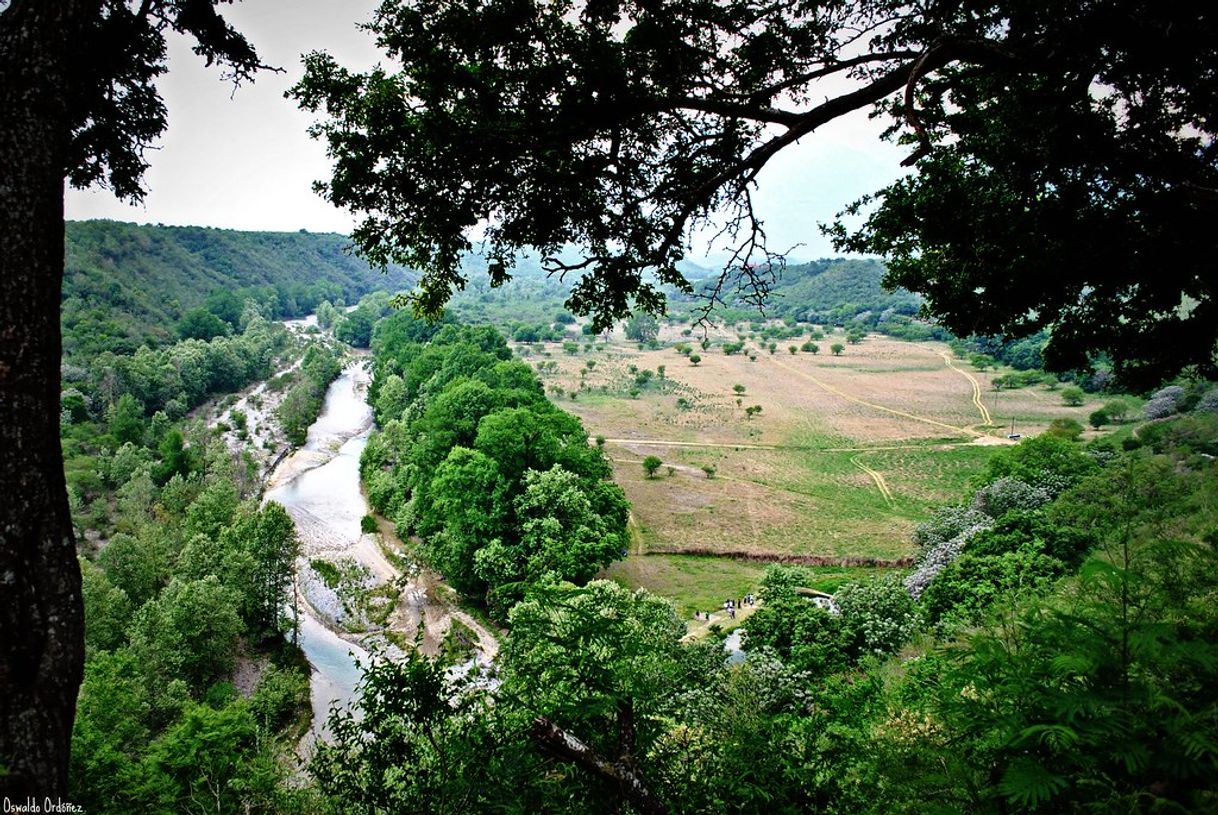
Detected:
left=294, top=0, right=1217, bottom=386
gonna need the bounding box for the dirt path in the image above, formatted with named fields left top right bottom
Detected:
left=681, top=600, right=761, bottom=641
left=602, top=437, right=778, bottom=450
left=850, top=454, right=895, bottom=505
left=939, top=351, right=993, bottom=425
left=770, top=357, right=985, bottom=439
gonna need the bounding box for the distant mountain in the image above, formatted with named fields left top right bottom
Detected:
left=62, top=220, right=416, bottom=358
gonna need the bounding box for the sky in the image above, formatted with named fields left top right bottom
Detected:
left=64, top=0, right=909, bottom=260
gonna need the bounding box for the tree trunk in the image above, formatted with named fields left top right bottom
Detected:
left=533, top=716, right=668, bottom=815
left=0, top=2, right=89, bottom=797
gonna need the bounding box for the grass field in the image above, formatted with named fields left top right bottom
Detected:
left=515, top=324, right=1117, bottom=615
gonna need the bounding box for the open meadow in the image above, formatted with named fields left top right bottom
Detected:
left=515, top=323, right=1117, bottom=614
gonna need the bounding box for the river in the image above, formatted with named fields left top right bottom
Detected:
left=262, top=357, right=498, bottom=744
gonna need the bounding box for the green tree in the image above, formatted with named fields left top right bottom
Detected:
left=688, top=354, right=701, bottom=366
left=79, top=558, right=132, bottom=654
left=830, top=343, right=845, bottom=356
left=316, top=299, right=339, bottom=329
left=107, top=393, right=146, bottom=447
left=1061, top=386, right=1085, bottom=406
left=642, top=455, right=663, bottom=478
left=142, top=701, right=286, bottom=815
left=504, top=582, right=685, bottom=813
left=514, top=465, right=628, bottom=584
left=1088, top=408, right=1110, bottom=429
left=175, top=307, right=229, bottom=342
left=624, top=312, right=659, bottom=343
left=129, top=576, right=244, bottom=693
left=3, top=4, right=266, bottom=781
left=97, top=532, right=168, bottom=608
left=1103, top=398, right=1132, bottom=423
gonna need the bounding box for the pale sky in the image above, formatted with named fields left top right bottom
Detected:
left=64, top=0, right=908, bottom=260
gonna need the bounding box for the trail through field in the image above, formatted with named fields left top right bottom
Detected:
left=850, top=455, right=894, bottom=505
left=770, top=357, right=985, bottom=439
left=939, top=351, right=993, bottom=425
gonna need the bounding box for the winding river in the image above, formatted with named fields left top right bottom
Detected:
left=263, top=357, right=498, bottom=744
left=264, top=361, right=376, bottom=736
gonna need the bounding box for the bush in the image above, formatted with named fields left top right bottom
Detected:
left=1045, top=417, right=1084, bottom=440
left=835, top=576, right=919, bottom=656
left=642, top=456, right=662, bottom=478
left=1060, top=386, right=1085, bottom=406
left=1088, top=408, right=1109, bottom=429
left=360, top=514, right=378, bottom=534
left=970, top=477, right=1051, bottom=518
left=1144, top=385, right=1186, bottom=419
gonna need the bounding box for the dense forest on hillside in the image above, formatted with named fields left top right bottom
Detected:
left=62, top=221, right=415, bottom=358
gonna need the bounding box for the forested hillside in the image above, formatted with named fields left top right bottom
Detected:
left=62, top=221, right=415, bottom=358
left=767, top=258, right=919, bottom=323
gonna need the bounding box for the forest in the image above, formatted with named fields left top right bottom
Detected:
left=1, top=0, right=1216, bottom=812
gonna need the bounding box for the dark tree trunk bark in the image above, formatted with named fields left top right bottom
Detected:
left=533, top=716, right=668, bottom=815
left=0, top=1, right=90, bottom=797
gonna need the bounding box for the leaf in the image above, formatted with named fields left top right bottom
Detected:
left=997, top=758, right=1068, bottom=808
left=1013, top=723, right=1079, bottom=750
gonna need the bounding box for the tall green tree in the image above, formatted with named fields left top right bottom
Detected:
left=0, top=1, right=267, bottom=792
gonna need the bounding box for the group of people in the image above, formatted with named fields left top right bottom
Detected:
left=693, top=594, right=757, bottom=621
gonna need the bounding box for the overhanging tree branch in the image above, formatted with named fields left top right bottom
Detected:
left=533, top=715, right=668, bottom=815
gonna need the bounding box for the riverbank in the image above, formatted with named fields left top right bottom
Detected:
left=261, top=358, right=499, bottom=746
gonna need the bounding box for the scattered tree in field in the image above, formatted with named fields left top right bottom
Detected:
left=1089, top=409, right=1110, bottom=429
left=624, top=313, right=659, bottom=343
left=1103, top=398, right=1132, bottom=423
left=595, top=435, right=606, bottom=447
left=745, top=405, right=763, bottom=420
left=789, top=346, right=798, bottom=354
left=689, top=354, right=701, bottom=366
left=701, top=465, right=716, bottom=479
left=733, top=384, right=746, bottom=396
left=1061, top=386, right=1086, bottom=406
left=1045, top=418, right=1085, bottom=441
left=656, top=364, right=665, bottom=380
left=969, top=353, right=996, bottom=371
left=642, top=456, right=663, bottom=478
left=830, top=343, right=845, bottom=356
left=802, top=341, right=820, bottom=354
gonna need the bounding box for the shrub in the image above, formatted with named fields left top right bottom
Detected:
left=360, top=514, right=378, bottom=534
left=1060, top=386, right=1085, bottom=406
left=971, top=477, right=1051, bottom=518
left=642, top=456, right=662, bottom=478
left=1143, top=385, right=1186, bottom=419
left=1045, top=417, right=1085, bottom=440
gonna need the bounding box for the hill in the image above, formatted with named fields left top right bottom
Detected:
left=62, top=220, right=416, bottom=358
left=764, top=257, right=921, bottom=323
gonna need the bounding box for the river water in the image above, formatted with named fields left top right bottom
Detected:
left=264, top=361, right=376, bottom=736
left=263, top=357, right=499, bottom=744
